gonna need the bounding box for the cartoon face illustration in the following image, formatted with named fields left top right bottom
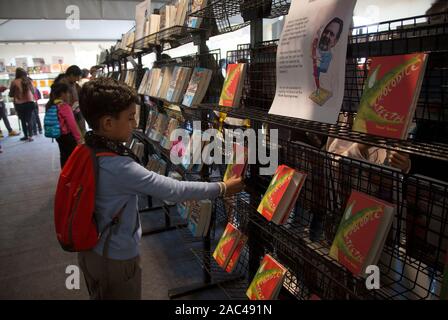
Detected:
left=318, top=18, right=343, bottom=52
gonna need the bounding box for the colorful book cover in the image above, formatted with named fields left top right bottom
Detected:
left=329, top=190, right=393, bottom=276
left=225, top=234, right=247, bottom=273
left=353, top=53, right=428, bottom=139
left=187, top=0, right=207, bottom=28
left=223, top=144, right=248, bottom=182
left=182, top=67, right=210, bottom=107
left=246, top=254, right=287, bottom=300
left=257, top=165, right=295, bottom=222
left=213, top=223, right=241, bottom=269
left=160, top=118, right=179, bottom=149
left=166, top=66, right=181, bottom=102
left=219, top=63, right=246, bottom=107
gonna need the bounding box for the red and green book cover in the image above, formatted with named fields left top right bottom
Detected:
left=329, top=190, right=395, bottom=276
left=353, top=53, right=428, bottom=139
left=257, top=165, right=307, bottom=225
left=225, top=233, right=247, bottom=273
left=441, top=254, right=448, bottom=300
left=219, top=63, right=246, bottom=107
left=246, top=254, right=287, bottom=300
left=213, top=223, right=241, bottom=269
left=223, top=144, right=248, bottom=182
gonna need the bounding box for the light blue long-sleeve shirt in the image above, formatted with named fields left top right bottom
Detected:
left=93, top=155, right=221, bottom=260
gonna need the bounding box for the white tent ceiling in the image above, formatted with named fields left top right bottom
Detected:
left=0, top=0, right=168, bottom=42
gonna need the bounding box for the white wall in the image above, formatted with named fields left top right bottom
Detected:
left=0, top=41, right=115, bottom=69
left=353, top=0, right=434, bottom=26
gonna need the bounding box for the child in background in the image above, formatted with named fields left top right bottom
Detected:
left=46, top=83, right=82, bottom=167
left=77, top=78, right=244, bottom=299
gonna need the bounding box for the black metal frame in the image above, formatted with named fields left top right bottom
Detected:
left=101, top=4, right=448, bottom=300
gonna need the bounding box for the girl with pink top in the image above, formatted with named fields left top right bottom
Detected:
left=46, top=82, right=82, bottom=168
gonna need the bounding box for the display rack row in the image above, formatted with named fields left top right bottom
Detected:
left=100, top=1, right=448, bottom=300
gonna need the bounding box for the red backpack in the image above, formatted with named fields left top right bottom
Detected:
left=54, top=144, right=118, bottom=252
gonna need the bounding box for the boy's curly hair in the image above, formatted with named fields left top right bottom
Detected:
left=80, top=78, right=139, bottom=130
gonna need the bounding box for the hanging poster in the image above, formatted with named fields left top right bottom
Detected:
left=269, top=0, right=357, bottom=124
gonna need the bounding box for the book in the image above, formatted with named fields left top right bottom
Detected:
left=174, top=0, right=188, bottom=26
left=177, top=202, right=191, bottom=220
left=181, top=130, right=204, bottom=171
left=225, top=233, right=247, bottom=273
left=182, top=67, right=213, bottom=107
left=213, top=222, right=248, bottom=273
left=149, top=113, right=169, bottom=142
left=135, top=0, right=151, bottom=40
left=257, top=165, right=307, bottom=225
left=269, top=0, right=357, bottom=123
left=219, top=63, right=247, bottom=108
left=138, top=70, right=150, bottom=94
left=148, top=14, right=161, bottom=36
left=246, top=254, right=287, bottom=300
left=147, top=68, right=162, bottom=97
left=329, top=190, right=395, bottom=277
left=187, top=0, right=208, bottom=28
left=160, top=5, right=176, bottom=30
left=223, top=143, right=248, bottom=182
left=160, top=118, right=180, bottom=150
left=187, top=200, right=212, bottom=237
left=213, top=223, right=242, bottom=270
left=353, top=53, right=428, bottom=140
left=166, top=66, right=193, bottom=103
left=145, top=109, right=159, bottom=136
left=156, top=66, right=174, bottom=99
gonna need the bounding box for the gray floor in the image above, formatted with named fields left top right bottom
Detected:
left=0, top=117, right=227, bottom=300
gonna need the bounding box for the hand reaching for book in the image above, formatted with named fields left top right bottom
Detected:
left=388, top=151, right=411, bottom=173
left=224, top=176, right=245, bottom=195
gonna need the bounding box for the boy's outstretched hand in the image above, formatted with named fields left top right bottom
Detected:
left=223, top=176, right=245, bottom=195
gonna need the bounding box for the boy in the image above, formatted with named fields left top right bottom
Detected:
left=78, top=78, right=244, bottom=299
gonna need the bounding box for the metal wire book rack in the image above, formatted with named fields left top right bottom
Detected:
left=101, top=2, right=448, bottom=300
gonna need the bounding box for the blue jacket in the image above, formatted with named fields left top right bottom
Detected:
left=93, top=156, right=221, bottom=260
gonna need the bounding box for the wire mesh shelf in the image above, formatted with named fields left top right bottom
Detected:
left=349, top=12, right=448, bottom=57
left=235, top=138, right=448, bottom=300
left=191, top=248, right=250, bottom=300
left=189, top=0, right=291, bottom=20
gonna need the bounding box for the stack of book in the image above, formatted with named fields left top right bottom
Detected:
left=246, top=254, right=287, bottom=300
left=182, top=67, right=213, bottom=107
left=156, top=66, right=174, bottom=100
left=257, top=165, right=307, bottom=225
left=148, top=113, right=169, bottom=142
left=213, top=223, right=248, bottom=273
left=160, top=117, right=180, bottom=150
left=187, top=200, right=212, bottom=237
left=166, top=66, right=193, bottom=103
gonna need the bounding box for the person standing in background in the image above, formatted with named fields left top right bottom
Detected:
left=55, top=65, right=86, bottom=139
left=9, top=68, right=35, bottom=142
left=0, top=86, right=20, bottom=138
left=78, top=69, right=90, bottom=87
left=89, top=66, right=98, bottom=80
left=30, top=80, right=43, bottom=135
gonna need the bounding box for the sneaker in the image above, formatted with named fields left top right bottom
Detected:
left=20, top=137, right=28, bottom=141
left=8, top=130, right=20, bottom=137
left=28, top=137, right=34, bottom=142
